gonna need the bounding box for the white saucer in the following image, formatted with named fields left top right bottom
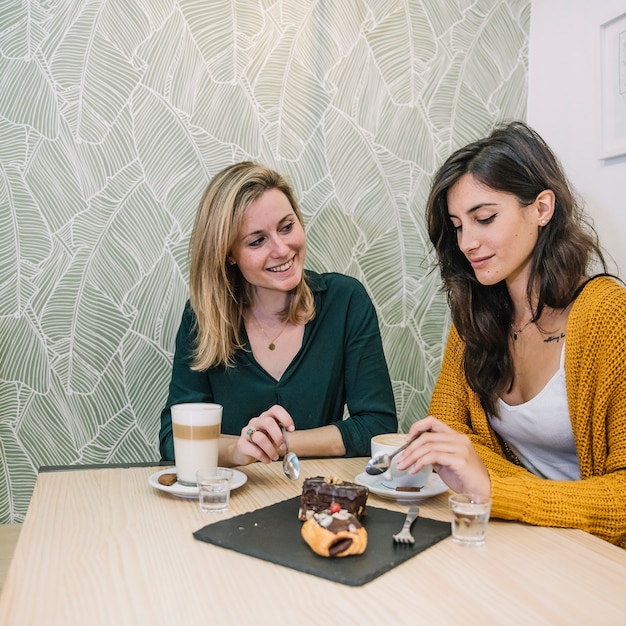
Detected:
left=149, top=468, right=248, bottom=499
left=354, top=471, right=449, bottom=502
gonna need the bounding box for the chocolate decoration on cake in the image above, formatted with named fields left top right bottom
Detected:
left=298, top=476, right=369, bottom=521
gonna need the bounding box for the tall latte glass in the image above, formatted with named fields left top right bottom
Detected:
left=171, top=403, right=222, bottom=486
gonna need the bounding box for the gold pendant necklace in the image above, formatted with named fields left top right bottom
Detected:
left=251, top=312, right=288, bottom=350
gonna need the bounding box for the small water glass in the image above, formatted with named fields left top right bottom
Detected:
left=449, top=493, right=492, bottom=546
left=196, top=468, right=234, bottom=513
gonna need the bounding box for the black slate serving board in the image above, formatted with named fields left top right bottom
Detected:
left=193, top=496, right=450, bottom=586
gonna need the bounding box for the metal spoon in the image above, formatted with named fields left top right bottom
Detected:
left=365, top=434, right=420, bottom=475
left=280, top=425, right=300, bottom=480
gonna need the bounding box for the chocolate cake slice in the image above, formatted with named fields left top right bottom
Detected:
left=298, top=476, right=369, bottom=521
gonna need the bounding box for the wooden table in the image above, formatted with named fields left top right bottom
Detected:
left=1, top=458, right=625, bottom=625
left=0, top=525, right=21, bottom=595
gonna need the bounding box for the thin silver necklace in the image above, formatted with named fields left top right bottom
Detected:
left=512, top=319, right=534, bottom=341
left=251, top=311, right=288, bottom=350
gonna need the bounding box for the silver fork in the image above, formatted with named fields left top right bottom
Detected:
left=392, top=506, right=420, bottom=544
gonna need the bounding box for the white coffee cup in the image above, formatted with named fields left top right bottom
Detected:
left=370, top=433, right=432, bottom=489
left=171, top=403, right=222, bottom=486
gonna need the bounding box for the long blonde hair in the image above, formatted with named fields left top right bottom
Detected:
left=189, top=162, right=315, bottom=369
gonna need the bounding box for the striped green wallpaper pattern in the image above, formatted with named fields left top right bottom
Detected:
left=0, top=0, right=529, bottom=522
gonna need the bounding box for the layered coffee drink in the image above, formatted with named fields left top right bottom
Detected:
left=171, top=403, right=222, bottom=485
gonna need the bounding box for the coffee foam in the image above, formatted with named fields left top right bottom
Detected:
left=171, top=403, right=222, bottom=427
left=372, top=433, right=406, bottom=447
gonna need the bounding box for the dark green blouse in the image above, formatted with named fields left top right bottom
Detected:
left=159, top=271, right=397, bottom=460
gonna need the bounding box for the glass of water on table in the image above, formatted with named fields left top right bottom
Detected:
left=197, top=468, right=234, bottom=513
left=449, top=493, right=492, bottom=546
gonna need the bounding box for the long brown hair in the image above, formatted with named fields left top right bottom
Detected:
left=189, top=162, right=314, bottom=369
left=426, top=122, right=606, bottom=416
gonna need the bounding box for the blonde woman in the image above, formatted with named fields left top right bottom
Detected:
left=159, top=162, right=397, bottom=467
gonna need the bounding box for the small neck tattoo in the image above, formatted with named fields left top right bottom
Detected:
left=251, top=311, right=288, bottom=350
left=543, top=332, right=566, bottom=344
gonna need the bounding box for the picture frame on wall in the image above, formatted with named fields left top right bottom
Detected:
left=600, top=11, right=626, bottom=159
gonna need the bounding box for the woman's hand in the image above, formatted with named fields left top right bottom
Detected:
left=231, top=405, right=295, bottom=466
left=395, top=416, right=491, bottom=498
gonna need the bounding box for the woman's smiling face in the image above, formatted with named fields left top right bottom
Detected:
left=447, top=174, right=551, bottom=289
left=230, top=188, right=306, bottom=298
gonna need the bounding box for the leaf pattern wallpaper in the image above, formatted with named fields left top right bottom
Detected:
left=0, top=0, right=529, bottom=523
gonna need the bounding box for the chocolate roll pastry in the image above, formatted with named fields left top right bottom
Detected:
left=301, top=508, right=368, bottom=557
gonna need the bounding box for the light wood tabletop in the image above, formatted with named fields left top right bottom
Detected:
left=0, top=525, right=21, bottom=595
left=1, top=457, right=625, bottom=626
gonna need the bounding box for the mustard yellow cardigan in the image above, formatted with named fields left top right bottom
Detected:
left=429, top=276, right=626, bottom=547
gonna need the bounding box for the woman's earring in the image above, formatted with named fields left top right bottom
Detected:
left=540, top=219, right=547, bottom=226
left=227, top=257, right=236, bottom=265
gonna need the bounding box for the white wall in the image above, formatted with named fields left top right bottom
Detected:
left=528, top=0, right=626, bottom=275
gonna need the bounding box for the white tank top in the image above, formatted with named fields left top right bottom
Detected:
left=489, top=343, right=580, bottom=480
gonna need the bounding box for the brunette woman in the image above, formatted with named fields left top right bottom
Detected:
left=398, top=122, right=626, bottom=547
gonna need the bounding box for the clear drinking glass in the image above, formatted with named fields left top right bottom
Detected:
left=196, top=468, right=234, bottom=513
left=171, top=403, right=222, bottom=486
left=449, top=493, right=492, bottom=546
